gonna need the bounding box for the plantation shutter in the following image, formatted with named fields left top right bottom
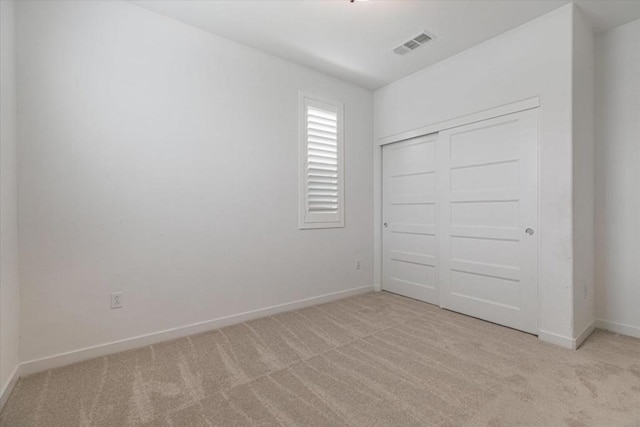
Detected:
left=299, top=96, right=344, bottom=228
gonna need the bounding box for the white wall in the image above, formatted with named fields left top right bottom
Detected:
left=0, top=0, right=21, bottom=401
left=16, top=0, right=374, bottom=363
left=572, top=6, right=596, bottom=341
left=374, top=5, right=577, bottom=343
left=595, top=20, right=640, bottom=338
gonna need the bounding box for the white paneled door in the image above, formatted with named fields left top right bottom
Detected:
left=382, top=109, right=539, bottom=334
left=438, top=109, right=538, bottom=334
left=382, top=135, right=439, bottom=305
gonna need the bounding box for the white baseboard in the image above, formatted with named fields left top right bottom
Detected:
left=573, top=321, right=596, bottom=349
left=373, top=284, right=382, bottom=292
left=539, top=321, right=598, bottom=350
left=20, top=285, right=374, bottom=376
left=596, top=319, right=640, bottom=339
left=538, top=329, right=574, bottom=349
left=0, top=364, right=21, bottom=412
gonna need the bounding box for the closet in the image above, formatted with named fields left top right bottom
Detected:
left=382, top=108, right=539, bottom=334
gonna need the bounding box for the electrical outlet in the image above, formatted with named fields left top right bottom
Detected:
left=355, top=259, right=361, bottom=270
left=111, top=292, right=123, bottom=309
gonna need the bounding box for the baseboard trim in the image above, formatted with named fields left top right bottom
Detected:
left=539, top=322, right=597, bottom=350
left=20, top=285, right=374, bottom=376
left=573, top=321, right=596, bottom=349
left=0, top=364, right=21, bottom=412
left=595, top=319, right=640, bottom=339
left=538, top=329, right=574, bottom=349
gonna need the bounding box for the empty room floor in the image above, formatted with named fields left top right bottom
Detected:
left=1, top=292, right=639, bottom=427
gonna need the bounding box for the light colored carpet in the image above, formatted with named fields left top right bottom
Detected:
left=1, top=291, right=639, bottom=426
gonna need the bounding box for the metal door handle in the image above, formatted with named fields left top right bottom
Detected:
left=383, top=222, right=388, bottom=228
left=525, top=228, right=534, bottom=235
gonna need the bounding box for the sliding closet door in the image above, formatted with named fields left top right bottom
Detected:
left=437, top=109, right=539, bottom=334
left=382, top=135, right=439, bottom=305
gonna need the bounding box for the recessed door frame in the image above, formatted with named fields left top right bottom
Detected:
left=374, top=97, right=540, bottom=324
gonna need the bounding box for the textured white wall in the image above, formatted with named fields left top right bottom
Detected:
left=572, top=6, right=596, bottom=341
left=0, top=0, right=21, bottom=397
left=17, top=0, right=374, bottom=362
left=374, top=5, right=576, bottom=341
left=595, top=20, right=640, bottom=338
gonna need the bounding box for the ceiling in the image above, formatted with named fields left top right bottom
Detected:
left=129, top=1, right=640, bottom=90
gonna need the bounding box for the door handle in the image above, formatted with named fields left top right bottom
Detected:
left=525, top=228, right=535, bottom=235
left=383, top=222, right=388, bottom=228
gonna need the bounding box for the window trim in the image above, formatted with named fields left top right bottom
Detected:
left=298, top=92, right=345, bottom=229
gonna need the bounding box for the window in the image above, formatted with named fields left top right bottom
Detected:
left=299, top=93, right=344, bottom=229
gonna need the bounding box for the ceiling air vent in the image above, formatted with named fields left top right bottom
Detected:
left=394, top=31, right=434, bottom=56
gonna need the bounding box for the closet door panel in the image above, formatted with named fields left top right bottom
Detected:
left=382, top=135, right=439, bottom=304
left=438, top=109, right=539, bottom=334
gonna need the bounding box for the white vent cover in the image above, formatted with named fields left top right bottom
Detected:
left=394, top=31, right=434, bottom=56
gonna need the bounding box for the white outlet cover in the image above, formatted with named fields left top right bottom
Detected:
left=111, top=292, right=123, bottom=309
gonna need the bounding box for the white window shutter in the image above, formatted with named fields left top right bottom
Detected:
left=299, top=94, right=344, bottom=229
